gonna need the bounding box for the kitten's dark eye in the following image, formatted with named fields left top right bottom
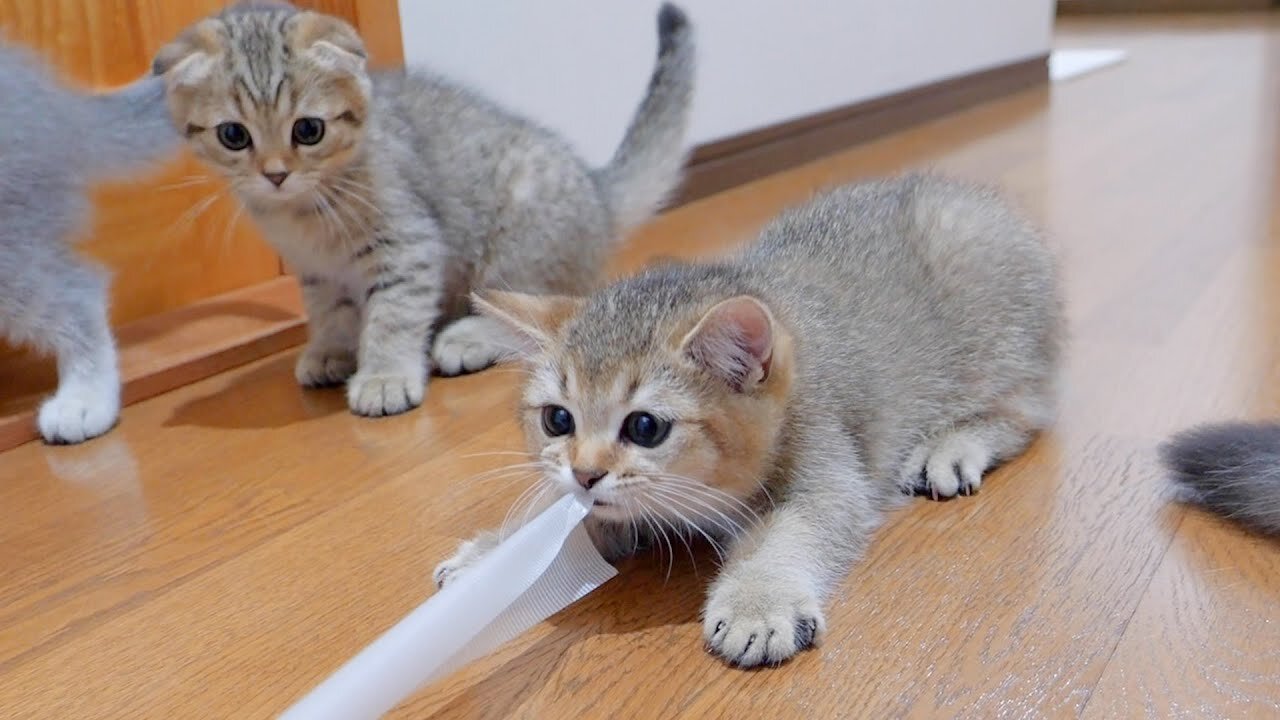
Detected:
left=216, top=122, right=252, bottom=151
left=621, top=412, right=672, bottom=448
left=292, top=118, right=325, bottom=146
left=541, top=405, right=575, bottom=437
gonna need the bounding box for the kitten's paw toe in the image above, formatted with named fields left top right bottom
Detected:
left=431, top=317, right=509, bottom=377
left=294, top=347, right=356, bottom=388
left=432, top=531, right=499, bottom=589
left=702, top=578, right=825, bottom=668
left=346, top=371, right=424, bottom=417
left=37, top=386, right=119, bottom=445
left=919, top=434, right=990, bottom=500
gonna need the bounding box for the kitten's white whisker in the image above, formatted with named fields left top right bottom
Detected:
left=219, top=202, right=245, bottom=258
left=500, top=479, right=550, bottom=539
left=637, top=498, right=676, bottom=583
left=648, top=485, right=745, bottom=537
left=513, top=483, right=553, bottom=536
left=463, top=462, right=545, bottom=484
left=168, top=190, right=223, bottom=235
left=328, top=179, right=387, bottom=224
left=650, top=475, right=764, bottom=529
left=458, top=450, right=533, bottom=461
left=645, top=488, right=733, bottom=563
left=159, top=175, right=212, bottom=192
left=641, top=497, right=699, bottom=575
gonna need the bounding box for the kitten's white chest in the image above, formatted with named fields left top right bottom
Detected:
left=253, top=207, right=365, bottom=289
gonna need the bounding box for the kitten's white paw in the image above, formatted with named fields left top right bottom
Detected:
left=433, top=531, right=500, bottom=589
left=431, top=316, right=510, bottom=377
left=37, top=383, right=120, bottom=445
left=911, top=432, right=993, bottom=499
left=702, top=572, right=825, bottom=668
left=346, top=370, right=424, bottom=417
left=294, top=345, right=357, bottom=388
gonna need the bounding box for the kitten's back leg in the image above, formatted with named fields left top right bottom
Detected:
left=901, top=381, right=1055, bottom=499
left=33, top=258, right=121, bottom=444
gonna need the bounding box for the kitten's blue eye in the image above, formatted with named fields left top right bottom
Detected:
left=216, top=122, right=252, bottom=151
left=292, top=118, right=325, bottom=146
left=621, top=412, right=671, bottom=448
left=541, top=405, right=575, bottom=437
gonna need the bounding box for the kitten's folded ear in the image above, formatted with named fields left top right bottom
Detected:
left=152, top=20, right=223, bottom=86
left=681, top=295, right=775, bottom=392
left=291, top=12, right=368, bottom=73
left=470, top=291, right=583, bottom=357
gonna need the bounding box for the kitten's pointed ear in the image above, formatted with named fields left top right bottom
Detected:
left=471, top=291, right=582, bottom=357
left=681, top=296, right=776, bottom=392
left=291, top=12, right=367, bottom=73
left=152, top=20, right=222, bottom=86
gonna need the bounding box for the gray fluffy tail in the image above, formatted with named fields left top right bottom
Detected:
left=1159, top=420, right=1280, bottom=536
left=78, top=73, right=180, bottom=179
left=596, top=3, right=696, bottom=234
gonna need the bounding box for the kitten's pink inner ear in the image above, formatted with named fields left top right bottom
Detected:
left=471, top=291, right=580, bottom=356
left=683, top=296, right=775, bottom=391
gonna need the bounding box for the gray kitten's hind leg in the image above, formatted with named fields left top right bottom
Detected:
left=902, top=382, right=1055, bottom=499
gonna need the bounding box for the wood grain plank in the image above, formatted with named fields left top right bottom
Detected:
left=1082, top=516, right=1280, bottom=718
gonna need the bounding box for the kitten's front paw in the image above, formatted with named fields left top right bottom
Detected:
left=431, top=317, right=509, bottom=377
left=294, top=346, right=357, bottom=388
left=37, top=384, right=120, bottom=445
left=702, top=573, right=825, bottom=668
left=346, top=370, right=425, bottom=417
left=433, top=531, right=499, bottom=589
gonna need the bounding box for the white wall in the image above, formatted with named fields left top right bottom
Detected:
left=396, top=1, right=1054, bottom=166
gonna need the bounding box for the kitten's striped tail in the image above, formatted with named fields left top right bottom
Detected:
left=79, top=73, right=181, bottom=179
left=1160, top=420, right=1280, bottom=536
left=595, top=3, right=696, bottom=234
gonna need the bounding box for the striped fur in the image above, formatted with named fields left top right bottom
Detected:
left=155, top=2, right=696, bottom=417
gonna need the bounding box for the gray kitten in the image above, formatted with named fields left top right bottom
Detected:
left=436, top=174, right=1064, bottom=667
left=1161, top=421, right=1280, bottom=536
left=154, top=2, right=695, bottom=417
left=0, top=44, right=178, bottom=444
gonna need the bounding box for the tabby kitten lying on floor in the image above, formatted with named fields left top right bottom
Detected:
left=153, top=2, right=695, bottom=417
left=435, top=174, right=1064, bottom=667
left=0, top=44, right=177, bottom=444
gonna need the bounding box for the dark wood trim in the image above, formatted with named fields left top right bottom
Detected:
left=1057, top=0, right=1274, bottom=13
left=672, top=55, right=1049, bottom=206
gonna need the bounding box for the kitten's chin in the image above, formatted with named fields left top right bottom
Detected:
left=587, top=500, right=632, bottom=523
left=241, top=187, right=312, bottom=212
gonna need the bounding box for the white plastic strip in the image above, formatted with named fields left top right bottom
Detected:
left=279, top=492, right=616, bottom=720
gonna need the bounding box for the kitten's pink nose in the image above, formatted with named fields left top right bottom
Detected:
left=263, top=171, right=290, bottom=187
left=573, top=468, right=607, bottom=489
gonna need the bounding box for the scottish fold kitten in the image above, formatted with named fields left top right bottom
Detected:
left=1161, top=421, right=1280, bottom=536
left=153, top=2, right=695, bottom=417
left=0, top=44, right=178, bottom=444
left=435, top=174, right=1064, bottom=667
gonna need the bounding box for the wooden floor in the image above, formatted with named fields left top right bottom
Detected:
left=3, top=14, right=1280, bottom=719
